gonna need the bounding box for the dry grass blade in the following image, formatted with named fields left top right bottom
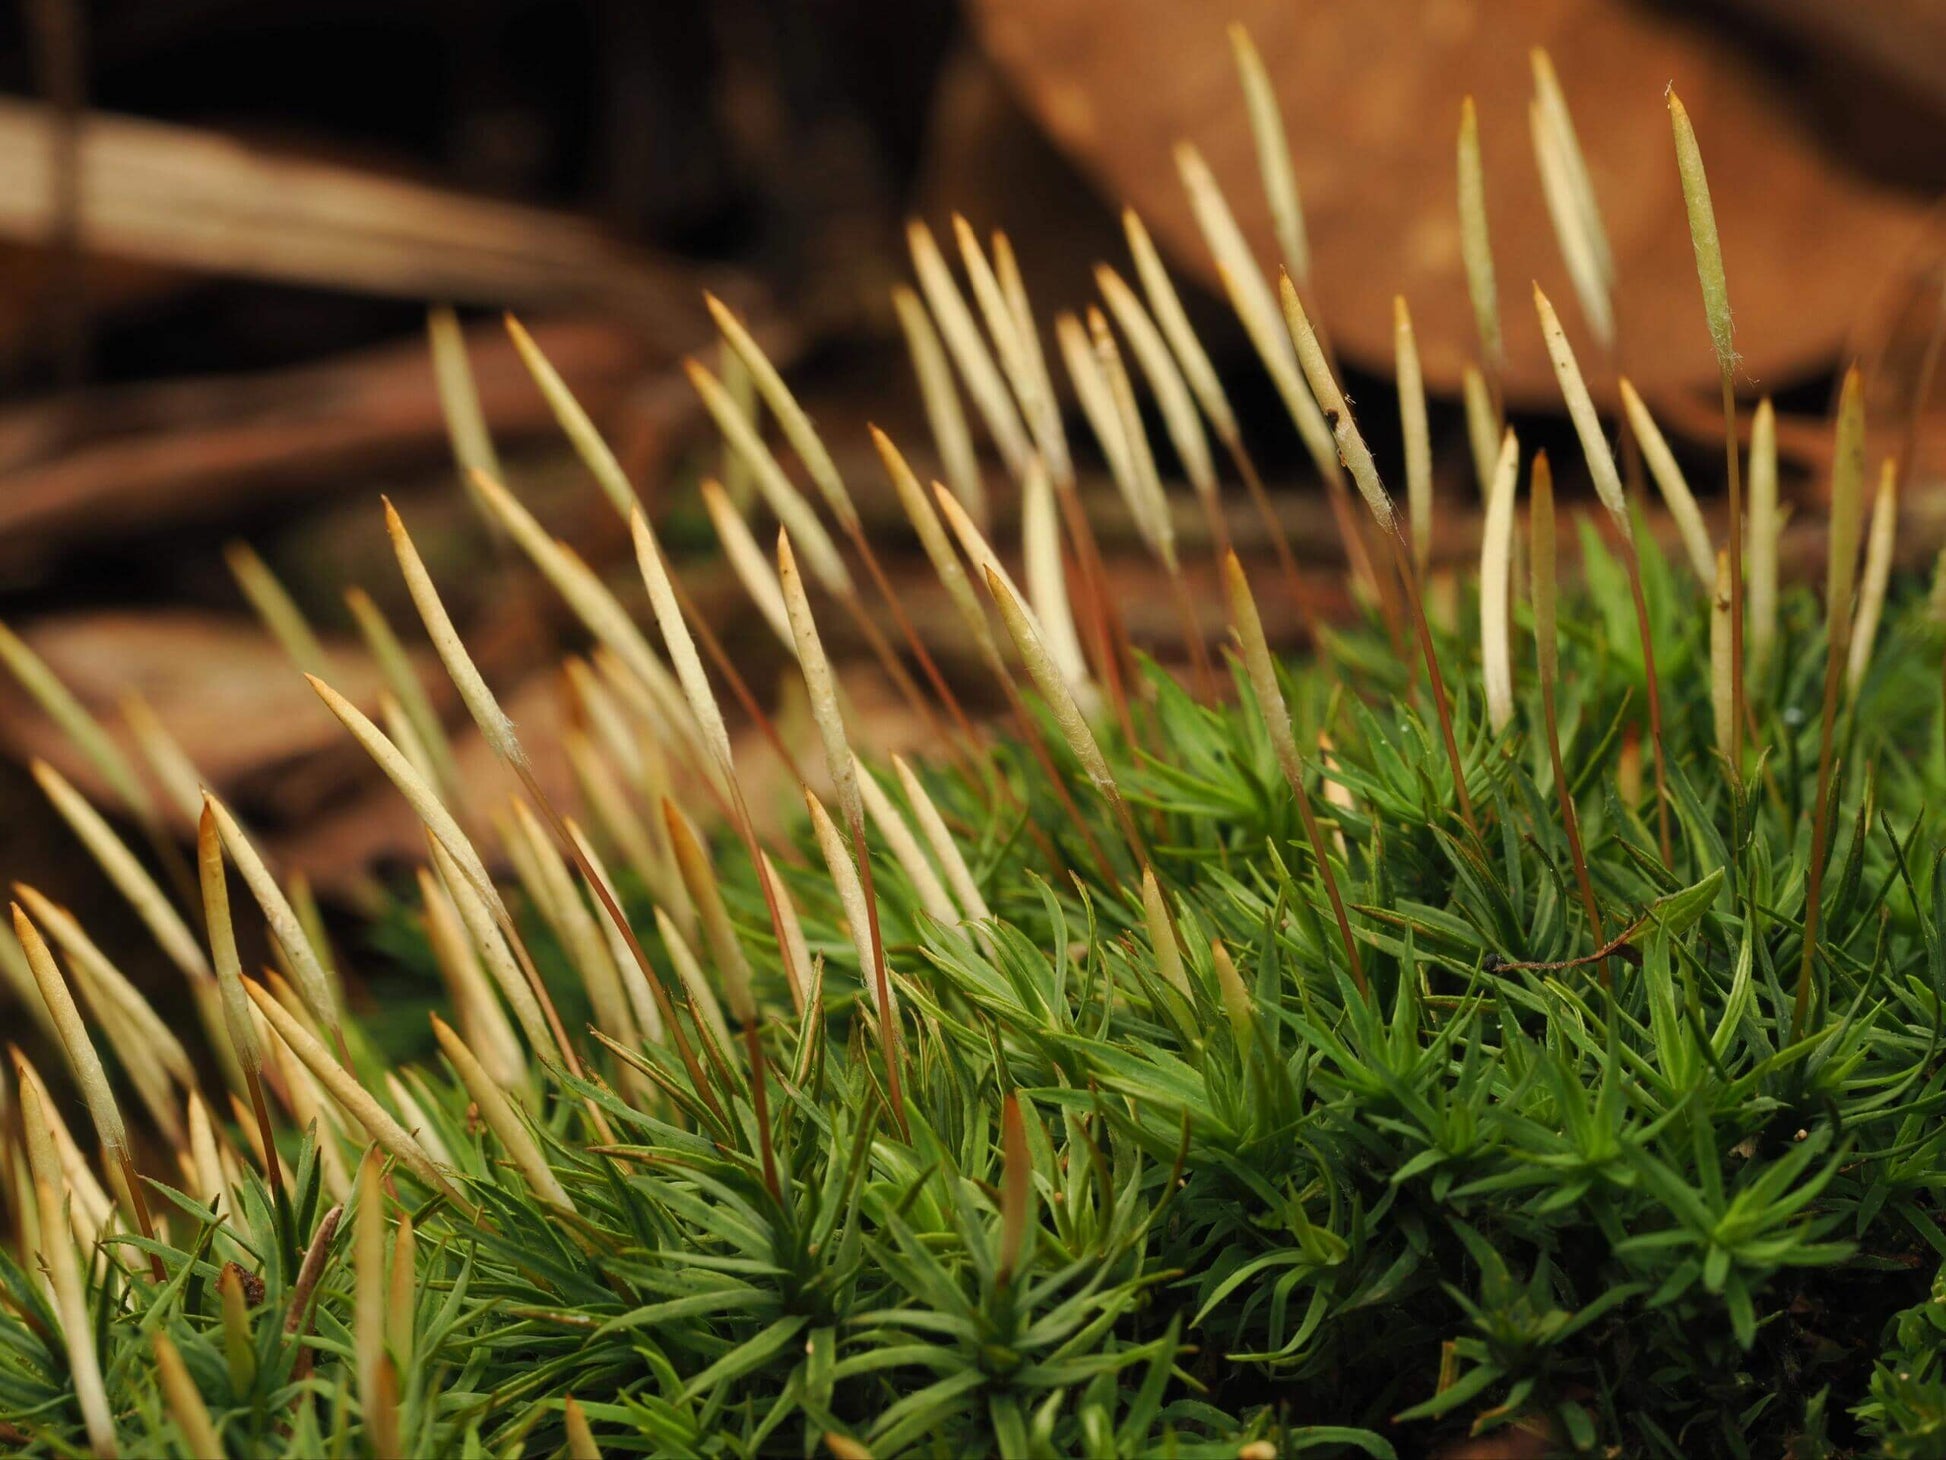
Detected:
left=1530, top=49, right=1614, bottom=346
left=387, top=498, right=523, bottom=766
left=1096, top=264, right=1223, bottom=551
left=874, top=429, right=1003, bottom=675
left=856, top=756, right=958, bottom=927
left=1711, top=549, right=1734, bottom=758
left=996, top=1092, right=1032, bottom=1285
left=1462, top=366, right=1499, bottom=495
left=663, top=804, right=756, bottom=1028
left=307, top=675, right=498, bottom=915
left=893, top=754, right=991, bottom=925
left=1529, top=454, right=1605, bottom=981
left=1668, top=87, right=1745, bottom=764
left=32, top=759, right=210, bottom=983
left=1020, top=465, right=1103, bottom=718
left=345, top=586, right=458, bottom=798
left=1178, top=145, right=1338, bottom=492
left=13, top=904, right=127, bottom=1161
left=152, top=1332, right=217, bottom=1459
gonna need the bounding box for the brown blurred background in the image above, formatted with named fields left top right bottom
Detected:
left=0, top=0, right=1939, bottom=1018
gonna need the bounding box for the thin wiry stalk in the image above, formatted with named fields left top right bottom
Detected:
left=1223, top=552, right=1364, bottom=994
left=1529, top=455, right=1605, bottom=983
left=1711, top=549, right=1735, bottom=760
left=1282, top=273, right=1476, bottom=834
left=1794, top=368, right=1867, bottom=1041
left=778, top=530, right=907, bottom=1137
left=1534, top=285, right=1672, bottom=863
left=1669, top=89, right=1744, bottom=769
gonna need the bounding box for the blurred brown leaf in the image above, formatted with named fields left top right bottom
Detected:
left=968, top=0, right=1933, bottom=405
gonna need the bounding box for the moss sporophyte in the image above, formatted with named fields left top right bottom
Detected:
left=4, top=28, right=1946, bottom=1460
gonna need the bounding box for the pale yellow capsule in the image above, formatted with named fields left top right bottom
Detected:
left=892, top=284, right=986, bottom=527
left=1229, top=23, right=1310, bottom=284
left=1140, top=868, right=1192, bottom=999
left=1479, top=430, right=1522, bottom=734
left=14, top=904, right=127, bottom=1158
left=433, top=1015, right=574, bottom=1212
left=1620, top=381, right=1715, bottom=586
left=506, top=313, right=637, bottom=517
left=18, top=1073, right=117, bottom=1457
left=245, top=980, right=456, bottom=1202
left=1847, top=459, right=1898, bottom=693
